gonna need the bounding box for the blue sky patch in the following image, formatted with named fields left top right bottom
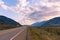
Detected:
left=2, top=0, right=18, bottom=6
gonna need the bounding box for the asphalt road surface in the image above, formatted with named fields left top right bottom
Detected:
left=0, top=26, right=27, bottom=40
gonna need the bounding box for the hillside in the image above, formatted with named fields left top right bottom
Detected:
left=32, top=21, right=46, bottom=27
left=41, top=17, right=60, bottom=27
left=0, top=15, right=21, bottom=30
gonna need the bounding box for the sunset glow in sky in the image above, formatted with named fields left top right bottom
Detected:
left=0, top=0, right=60, bottom=25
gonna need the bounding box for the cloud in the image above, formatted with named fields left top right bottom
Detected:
left=0, top=0, right=60, bottom=25
left=0, top=0, right=9, bottom=10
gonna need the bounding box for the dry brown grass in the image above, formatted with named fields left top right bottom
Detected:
left=28, top=27, right=60, bottom=40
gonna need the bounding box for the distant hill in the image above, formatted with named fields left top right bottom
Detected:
left=0, top=15, right=21, bottom=26
left=41, top=17, right=60, bottom=27
left=31, top=21, right=46, bottom=27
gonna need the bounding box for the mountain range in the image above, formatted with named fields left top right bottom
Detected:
left=0, top=15, right=21, bottom=26
left=32, top=21, right=46, bottom=27
left=32, top=17, right=60, bottom=27
left=42, top=17, right=60, bottom=27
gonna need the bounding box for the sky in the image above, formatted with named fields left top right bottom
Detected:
left=0, top=0, right=60, bottom=25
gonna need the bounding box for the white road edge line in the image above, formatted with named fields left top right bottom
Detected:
left=10, top=30, right=25, bottom=40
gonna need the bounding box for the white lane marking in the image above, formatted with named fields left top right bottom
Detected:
left=10, top=29, right=25, bottom=40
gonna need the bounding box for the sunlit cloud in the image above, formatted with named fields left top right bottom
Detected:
left=0, top=0, right=8, bottom=10
left=0, top=0, right=60, bottom=25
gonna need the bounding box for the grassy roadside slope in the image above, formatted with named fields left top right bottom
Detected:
left=28, top=27, right=60, bottom=40
left=0, top=24, right=21, bottom=30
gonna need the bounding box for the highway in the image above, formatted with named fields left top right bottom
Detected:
left=0, top=27, right=27, bottom=40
